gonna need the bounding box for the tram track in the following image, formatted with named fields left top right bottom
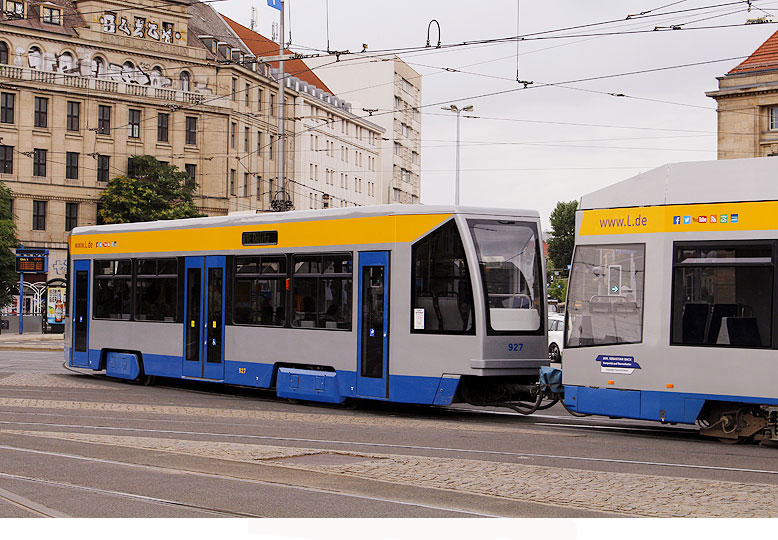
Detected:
left=1, top=417, right=776, bottom=479
left=0, top=443, right=501, bottom=518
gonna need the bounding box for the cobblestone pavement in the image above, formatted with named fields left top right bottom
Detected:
left=0, top=372, right=124, bottom=389
left=0, top=397, right=577, bottom=436
left=6, top=428, right=777, bottom=518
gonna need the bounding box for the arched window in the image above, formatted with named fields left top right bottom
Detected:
left=92, top=56, right=105, bottom=78
left=179, top=71, right=190, bottom=92
left=150, top=66, right=163, bottom=87
left=28, top=46, right=42, bottom=69
left=122, top=61, right=136, bottom=83
left=58, top=52, right=74, bottom=73
left=0, top=42, right=8, bottom=65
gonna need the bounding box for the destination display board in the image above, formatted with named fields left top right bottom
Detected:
left=15, top=250, right=48, bottom=273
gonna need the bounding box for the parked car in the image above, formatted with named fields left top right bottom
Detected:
left=548, top=314, right=565, bottom=362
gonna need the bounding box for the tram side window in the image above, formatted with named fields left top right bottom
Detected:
left=93, top=259, right=132, bottom=320
left=292, top=253, right=352, bottom=329
left=411, top=219, right=475, bottom=334
left=671, top=243, right=773, bottom=348
left=233, top=255, right=287, bottom=326
left=566, top=244, right=645, bottom=347
left=135, top=258, right=177, bottom=321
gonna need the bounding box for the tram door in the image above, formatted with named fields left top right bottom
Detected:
left=183, top=256, right=226, bottom=380
left=71, top=259, right=90, bottom=367
left=356, top=251, right=389, bottom=398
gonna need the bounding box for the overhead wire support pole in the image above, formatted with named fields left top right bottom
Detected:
left=275, top=0, right=289, bottom=211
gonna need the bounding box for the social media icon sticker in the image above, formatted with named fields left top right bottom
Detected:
left=710, top=215, right=717, bottom=223
left=698, top=216, right=707, bottom=223
left=720, top=215, right=728, bottom=223
left=731, top=214, right=739, bottom=223
left=673, top=216, right=681, bottom=225
left=683, top=216, right=691, bottom=224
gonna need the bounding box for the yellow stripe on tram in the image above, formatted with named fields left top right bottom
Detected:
left=70, top=213, right=453, bottom=256
left=579, top=200, right=778, bottom=236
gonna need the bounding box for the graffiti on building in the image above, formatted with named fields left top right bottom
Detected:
left=98, top=13, right=184, bottom=44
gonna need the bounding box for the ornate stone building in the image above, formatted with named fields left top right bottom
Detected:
left=707, top=29, right=778, bottom=159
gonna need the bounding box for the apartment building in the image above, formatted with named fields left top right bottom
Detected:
left=304, top=53, right=422, bottom=204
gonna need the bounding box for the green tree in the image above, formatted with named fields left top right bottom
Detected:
left=547, top=200, right=578, bottom=271
left=0, top=181, right=19, bottom=307
left=98, top=156, right=202, bottom=224
left=547, top=276, right=568, bottom=303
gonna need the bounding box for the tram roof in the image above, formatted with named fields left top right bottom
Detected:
left=579, top=157, right=778, bottom=210
left=71, top=204, right=539, bottom=235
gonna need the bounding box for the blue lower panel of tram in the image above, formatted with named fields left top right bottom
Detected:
left=565, top=385, right=778, bottom=424
left=78, top=349, right=460, bottom=405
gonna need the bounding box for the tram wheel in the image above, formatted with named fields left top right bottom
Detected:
left=548, top=343, right=561, bottom=362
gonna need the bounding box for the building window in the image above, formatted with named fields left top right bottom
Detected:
left=231, top=78, right=237, bottom=100
left=257, top=88, right=262, bottom=111
left=0, top=93, right=13, bottom=125
left=32, top=200, right=46, bottom=230
left=269, top=94, right=275, bottom=116
left=157, top=113, right=169, bottom=142
left=66, top=101, right=80, bottom=132
left=244, top=82, right=250, bottom=106
left=65, top=152, right=78, bottom=179
left=65, top=202, right=78, bottom=232
left=269, top=135, right=274, bottom=159
left=135, top=258, right=178, bottom=322
left=128, top=109, right=141, bottom=138
left=670, top=242, right=773, bottom=348
left=257, top=131, right=262, bottom=155
left=401, top=168, right=411, bottom=183
left=93, top=259, right=132, bottom=320
left=230, top=169, right=235, bottom=195
left=185, top=116, right=197, bottom=145
left=244, top=126, right=249, bottom=152
left=233, top=255, right=287, bottom=326
left=185, top=163, right=196, bottom=183
left=97, top=154, right=110, bottom=182
left=0, top=145, right=12, bottom=174
left=97, top=105, right=111, bottom=135
left=42, top=6, right=61, bottom=24
left=230, top=122, right=236, bottom=148
left=567, top=244, right=646, bottom=348
left=5, top=1, right=23, bottom=18
left=33, top=149, right=46, bottom=177
left=771, top=107, right=778, bottom=131
left=256, top=175, right=262, bottom=200
left=179, top=71, right=190, bottom=92
left=0, top=42, right=7, bottom=65
left=291, top=253, right=353, bottom=329
left=243, top=173, right=249, bottom=197
left=34, top=97, right=47, bottom=128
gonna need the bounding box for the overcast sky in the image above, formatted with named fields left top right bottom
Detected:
left=217, top=0, right=778, bottom=228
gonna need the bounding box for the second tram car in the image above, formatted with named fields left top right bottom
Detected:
left=65, top=205, right=549, bottom=409
left=563, top=157, right=778, bottom=442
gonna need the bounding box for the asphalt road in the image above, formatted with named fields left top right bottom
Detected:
left=1, top=349, right=778, bottom=519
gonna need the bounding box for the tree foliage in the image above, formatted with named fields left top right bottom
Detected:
left=547, top=276, right=568, bottom=303
left=547, top=200, right=578, bottom=271
left=0, top=181, right=19, bottom=307
left=98, top=156, right=203, bottom=224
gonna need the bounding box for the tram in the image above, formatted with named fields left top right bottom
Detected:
left=563, top=157, right=778, bottom=442
left=65, top=205, right=549, bottom=409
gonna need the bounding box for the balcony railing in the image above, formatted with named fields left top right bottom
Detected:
left=0, top=66, right=226, bottom=107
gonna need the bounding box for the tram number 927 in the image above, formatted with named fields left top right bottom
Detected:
left=508, top=343, right=523, bottom=352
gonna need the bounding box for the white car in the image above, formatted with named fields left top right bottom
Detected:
left=548, top=314, right=565, bottom=362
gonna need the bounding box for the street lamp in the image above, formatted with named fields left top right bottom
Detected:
left=441, top=104, right=473, bottom=205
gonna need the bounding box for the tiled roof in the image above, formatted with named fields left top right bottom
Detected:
left=222, top=15, right=332, bottom=93
left=729, top=28, right=778, bottom=74
left=187, top=1, right=245, bottom=61
left=0, top=0, right=85, bottom=37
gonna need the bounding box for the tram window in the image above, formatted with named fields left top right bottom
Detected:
left=93, top=259, right=132, bottom=320
left=135, top=258, right=178, bottom=322
left=671, top=243, right=773, bottom=348
left=566, top=244, right=645, bottom=348
left=233, top=255, right=287, bottom=326
left=468, top=219, right=542, bottom=334
left=411, top=219, right=474, bottom=335
left=291, top=253, right=352, bottom=330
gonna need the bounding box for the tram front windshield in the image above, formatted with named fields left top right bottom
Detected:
left=468, top=220, right=542, bottom=333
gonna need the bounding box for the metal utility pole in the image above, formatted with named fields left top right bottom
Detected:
left=275, top=0, right=288, bottom=211
left=442, top=104, right=473, bottom=205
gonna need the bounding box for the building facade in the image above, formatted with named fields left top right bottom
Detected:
left=222, top=17, right=384, bottom=210
left=707, top=29, right=778, bottom=159
left=305, top=53, right=422, bottom=205
left=0, top=0, right=298, bottom=283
